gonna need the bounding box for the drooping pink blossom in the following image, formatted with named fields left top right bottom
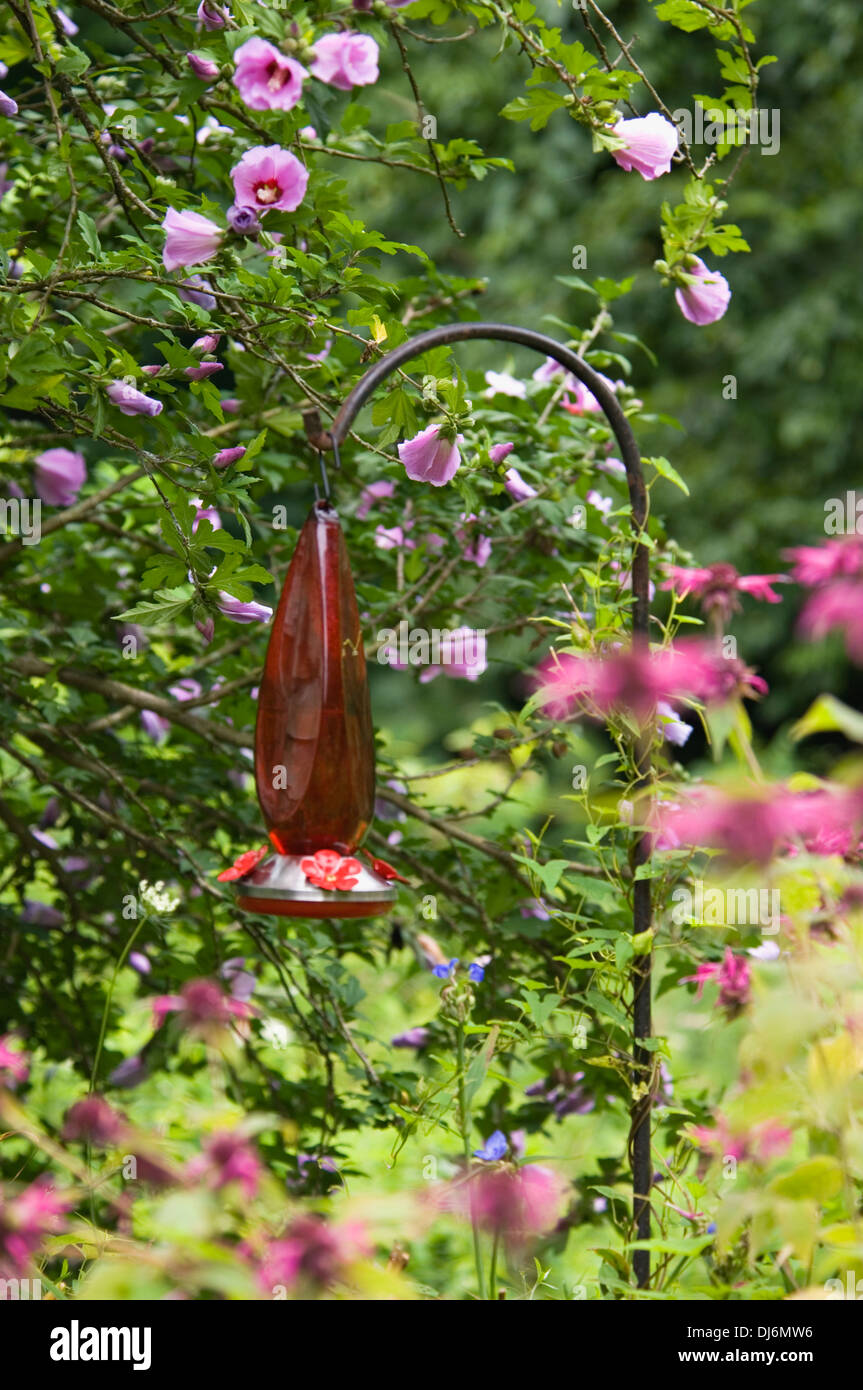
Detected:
left=232, top=37, right=307, bottom=112
left=310, top=33, right=380, bottom=91
left=662, top=562, right=787, bottom=622
left=152, top=977, right=252, bottom=1035
left=398, top=424, right=462, bottom=487
left=799, top=580, right=863, bottom=663
left=674, top=256, right=731, bottom=326
left=504, top=466, right=536, bottom=500
left=611, top=112, right=678, bottom=180
left=162, top=207, right=223, bottom=272
left=106, top=381, right=162, bottom=417
left=0, top=1034, right=28, bottom=1087
left=783, top=537, right=863, bottom=587
left=217, top=593, right=273, bottom=624
left=682, top=948, right=750, bottom=1012
left=231, top=144, right=309, bottom=214
left=356, top=480, right=395, bottom=518
left=34, top=448, right=86, bottom=506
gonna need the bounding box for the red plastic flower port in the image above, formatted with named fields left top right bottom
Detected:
left=300, top=849, right=362, bottom=891
left=217, top=847, right=267, bottom=882
left=361, top=849, right=410, bottom=884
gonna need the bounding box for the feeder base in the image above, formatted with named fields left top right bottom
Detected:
left=233, top=852, right=398, bottom=920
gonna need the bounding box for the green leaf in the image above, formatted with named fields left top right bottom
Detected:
left=499, top=89, right=567, bottom=132
left=769, top=1157, right=843, bottom=1202
left=791, top=694, right=863, bottom=745
left=645, top=455, right=690, bottom=496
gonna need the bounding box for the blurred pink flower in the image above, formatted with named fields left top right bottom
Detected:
left=799, top=580, right=863, bottom=662
left=259, top=1215, right=370, bottom=1293
left=450, top=1164, right=565, bottom=1246
left=611, top=112, right=678, bottom=180
left=374, top=523, right=414, bottom=551
left=152, top=977, right=252, bottom=1035
left=504, top=466, right=536, bottom=500
left=691, top=1115, right=792, bottom=1164
left=188, top=1131, right=262, bottom=1200
left=0, top=1035, right=28, bottom=1087
left=456, top=514, right=492, bottom=567
left=784, top=537, right=863, bottom=586
left=233, top=37, right=306, bottom=112
left=34, top=448, right=86, bottom=506
left=231, top=145, right=308, bottom=214
left=655, top=786, right=852, bottom=864
left=398, top=424, right=462, bottom=487
left=62, top=1096, right=126, bottom=1147
left=356, top=480, right=395, bottom=518
left=310, top=33, right=379, bottom=91
left=683, top=948, right=750, bottom=1012
left=0, top=1179, right=70, bottom=1276
left=162, top=207, right=223, bottom=271
left=420, top=626, right=487, bottom=683
left=663, top=562, right=787, bottom=622
left=674, top=256, right=731, bottom=326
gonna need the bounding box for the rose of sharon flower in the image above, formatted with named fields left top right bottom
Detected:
left=611, top=112, right=679, bottom=180
left=674, top=256, right=731, bottom=325
left=34, top=448, right=86, bottom=506
left=231, top=145, right=309, bottom=214
left=217, top=593, right=273, bottom=624
left=187, top=53, right=220, bottom=81
left=398, top=424, right=462, bottom=487
left=106, top=381, right=162, bottom=417
left=504, top=466, right=536, bottom=501
left=420, top=626, right=487, bottom=683
left=233, top=38, right=307, bottom=112
left=310, top=33, right=380, bottom=91
left=300, top=850, right=362, bottom=891
left=800, top=581, right=863, bottom=664
left=162, top=207, right=223, bottom=272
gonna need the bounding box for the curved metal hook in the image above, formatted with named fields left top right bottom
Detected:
left=326, top=320, right=653, bottom=1287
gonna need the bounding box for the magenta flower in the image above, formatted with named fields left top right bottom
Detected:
left=152, top=977, right=252, bottom=1036
left=187, top=52, right=220, bottom=81
left=231, top=145, right=309, bottom=214
left=62, top=1096, right=126, bottom=1147
left=0, top=1034, right=28, bottom=1087
left=162, top=207, right=223, bottom=272
left=192, top=332, right=221, bottom=355
left=691, top=1115, right=792, bottom=1164
left=419, top=627, right=487, bottom=683
left=0, top=1179, right=70, bottom=1276
left=185, top=361, right=223, bottom=380
left=212, top=445, right=246, bottom=469
left=259, top=1216, right=370, bottom=1294
left=800, top=580, right=863, bottom=663
left=391, top=1027, right=431, bottom=1049
left=233, top=37, right=306, bottom=111
left=197, top=0, right=226, bottom=29
left=611, top=112, right=678, bottom=180
left=655, top=787, right=850, bottom=864
left=398, top=424, right=462, bottom=487
left=217, top=592, right=273, bottom=624
left=456, top=514, right=492, bottom=567
left=662, top=562, right=788, bottom=623
left=226, top=204, right=260, bottom=235
left=356, top=479, right=395, bottom=519
left=674, top=256, right=731, bottom=325
left=310, top=33, right=379, bottom=91
left=504, top=466, right=536, bottom=500
left=187, top=1131, right=262, bottom=1200
left=683, top=949, right=750, bottom=1013
left=561, top=378, right=604, bottom=414
left=34, top=448, right=86, bottom=506
left=784, top=537, right=863, bottom=587
left=489, top=441, right=514, bottom=465
left=450, top=1165, right=564, bottom=1247
left=106, top=380, right=162, bottom=417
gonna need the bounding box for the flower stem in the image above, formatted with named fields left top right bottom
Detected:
left=456, top=1021, right=487, bottom=1300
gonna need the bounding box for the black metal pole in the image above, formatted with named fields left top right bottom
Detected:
left=328, top=322, right=653, bottom=1289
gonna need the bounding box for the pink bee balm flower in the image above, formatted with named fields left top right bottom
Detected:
left=683, top=948, right=750, bottom=1013
left=662, top=562, right=787, bottom=623
left=504, top=466, right=536, bottom=500
left=398, top=424, right=462, bottom=487
left=34, top=448, right=86, bottom=506
left=450, top=1165, right=565, bottom=1247
left=1, top=1179, right=70, bottom=1275
left=217, top=593, right=273, bottom=624
left=212, top=445, right=246, bottom=469
left=0, top=1034, right=28, bottom=1087
left=106, top=381, right=162, bottom=417
left=310, top=33, right=380, bottom=91
left=259, top=1215, right=371, bottom=1294
left=611, top=112, right=679, bottom=180
left=152, top=977, right=252, bottom=1034
left=231, top=144, right=309, bottom=214
left=187, top=1131, right=262, bottom=1200
left=232, top=37, right=307, bottom=112
left=674, top=256, right=731, bottom=325
left=656, top=786, right=844, bottom=864
left=0, top=91, right=18, bottom=118
left=161, top=206, right=223, bottom=272
left=62, top=1096, right=126, bottom=1147
left=187, top=52, right=220, bottom=81
left=532, top=639, right=742, bottom=723
left=784, top=537, right=863, bottom=587
left=800, top=580, right=863, bottom=663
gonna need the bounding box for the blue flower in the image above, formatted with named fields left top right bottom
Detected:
left=707, top=1221, right=717, bottom=1235
left=432, top=957, right=458, bottom=979
left=473, top=1129, right=508, bottom=1161
left=468, top=962, right=485, bottom=983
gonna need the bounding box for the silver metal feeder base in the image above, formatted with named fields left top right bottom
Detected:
left=235, top=853, right=397, bottom=919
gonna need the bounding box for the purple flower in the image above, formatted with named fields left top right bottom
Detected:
left=197, top=1, right=226, bottom=30
left=212, top=445, right=246, bottom=468
left=526, top=1071, right=595, bottom=1121
left=187, top=52, right=220, bottom=81
left=0, top=91, right=19, bottom=118
left=106, top=380, right=163, bottom=417
left=456, top=514, right=492, bottom=567
left=611, top=112, right=678, bottom=180
left=356, top=479, right=395, bottom=519
left=473, top=1130, right=508, bottom=1161
left=62, top=1096, right=125, bottom=1147
left=432, top=957, right=458, bottom=979
left=489, top=441, right=514, bottom=465
left=178, top=276, right=216, bottom=311
left=674, top=256, right=731, bottom=326
left=56, top=8, right=78, bottom=35
left=398, top=424, right=462, bottom=487
left=220, top=397, right=241, bottom=413
left=129, top=951, right=151, bottom=975
left=503, top=466, right=536, bottom=501
left=468, top=961, right=485, bottom=983
left=21, top=900, right=64, bottom=928
left=657, top=700, right=692, bottom=747
left=390, top=1027, right=431, bottom=1049
left=519, top=897, right=550, bottom=920
left=231, top=144, right=308, bottom=214
left=191, top=332, right=221, bottom=355
left=232, top=37, right=306, bottom=112
left=162, top=207, right=223, bottom=272
left=108, top=1054, right=147, bottom=1088
left=226, top=204, right=261, bottom=236
left=217, top=593, right=273, bottom=624
left=185, top=361, right=223, bottom=380
left=34, top=448, right=87, bottom=506
left=310, top=33, right=379, bottom=91
left=375, top=523, right=414, bottom=552
left=193, top=496, right=220, bottom=529
left=140, top=709, right=169, bottom=742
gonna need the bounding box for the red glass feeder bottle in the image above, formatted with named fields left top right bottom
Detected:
left=234, top=499, right=397, bottom=918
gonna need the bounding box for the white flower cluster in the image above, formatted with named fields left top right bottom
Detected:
left=138, top=879, right=180, bottom=914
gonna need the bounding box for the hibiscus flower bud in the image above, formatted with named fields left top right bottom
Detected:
left=187, top=52, right=220, bottom=81
left=226, top=203, right=261, bottom=236
left=674, top=256, right=731, bottom=325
